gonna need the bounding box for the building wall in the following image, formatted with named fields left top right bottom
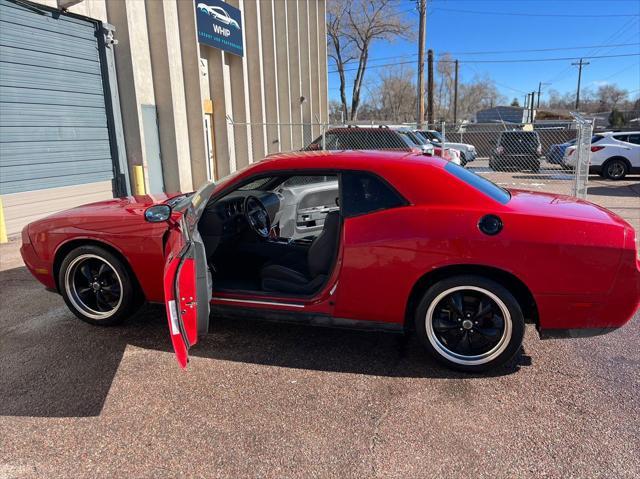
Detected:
left=2, top=0, right=327, bottom=238
left=69, top=0, right=328, bottom=190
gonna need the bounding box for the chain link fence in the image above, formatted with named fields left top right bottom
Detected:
left=226, top=116, right=593, bottom=199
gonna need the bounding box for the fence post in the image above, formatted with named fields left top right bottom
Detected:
left=441, top=120, right=446, bottom=156
left=571, top=113, right=593, bottom=199
left=321, top=123, right=326, bottom=150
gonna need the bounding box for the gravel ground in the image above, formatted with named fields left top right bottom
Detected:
left=0, top=175, right=638, bottom=478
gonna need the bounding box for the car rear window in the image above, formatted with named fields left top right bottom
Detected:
left=323, top=130, right=409, bottom=150
left=444, top=162, right=511, bottom=204
left=499, top=132, right=540, bottom=145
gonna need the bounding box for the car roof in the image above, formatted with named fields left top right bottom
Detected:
left=261, top=149, right=439, bottom=168
left=325, top=126, right=398, bottom=133
left=599, top=130, right=640, bottom=135
left=212, top=150, right=502, bottom=210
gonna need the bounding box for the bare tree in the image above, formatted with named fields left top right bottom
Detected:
left=596, top=84, right=628, bottom=110
left=367, top=67, right=416, bottom=122
left=327, top=99, right=345, bottom=123
left=458, top=75, right=506, bottom=120
left=435, top=52, right=454, bottom=121
left=327, top=0, right=412, bottom=121
left=542, top=85, right=630, bottom=113
left=327, top=1, right=355, bottom=121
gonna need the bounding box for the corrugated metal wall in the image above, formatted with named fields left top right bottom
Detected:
left=0, top=0, right=115, bottom=195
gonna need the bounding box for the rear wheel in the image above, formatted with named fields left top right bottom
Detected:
left=415, top=275, right=525, bottom=373
left=59, top=245, right=139, bottom=326
left=602, top=158, right=628, bottom=180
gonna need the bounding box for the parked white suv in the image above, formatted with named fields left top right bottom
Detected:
left=563, top=131, right=640, bottom=180
left=414, top=130, right=477, bottom=165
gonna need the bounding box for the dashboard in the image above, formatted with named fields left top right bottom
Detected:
left=199, top=190, right=280, bottom=239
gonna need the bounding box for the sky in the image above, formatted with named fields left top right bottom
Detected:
left=328, top=0, right=640, bottom=106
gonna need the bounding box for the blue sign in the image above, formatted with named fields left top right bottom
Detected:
left=195, top=0, right=243, bottom=57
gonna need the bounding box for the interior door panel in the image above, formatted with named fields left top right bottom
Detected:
left=275, top=179, right=339, bottom=239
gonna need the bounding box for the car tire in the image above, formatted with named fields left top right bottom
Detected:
left=602, top=158, right=628, bottom=180
left=415, top=275, right=525, bottom=373
left=59, top=245, right=139, bottom=326
left=531, top=161, right=541, bottom=173
left=460, top=152, right=467, bottom=167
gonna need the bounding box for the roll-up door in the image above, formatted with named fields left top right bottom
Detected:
left=0, top=0, right=120, bottom=236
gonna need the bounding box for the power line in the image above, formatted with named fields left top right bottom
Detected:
left=430, top=6, right=640, bottom=18
left=447, top=42, right=640, bottom=56
left=598, top=62, right=640, bottom=82
left=328, top=52, right=640, bottom=74
left=338, top=43, right=640, bottom=68
left=463, top=62, right=528, bottom=95
left=544, top=17, right=639, bottom=83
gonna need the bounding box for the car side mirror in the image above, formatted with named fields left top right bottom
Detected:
left=421, top=143, right=435, bottom=156
left=145, top=204, right=172, bottom=223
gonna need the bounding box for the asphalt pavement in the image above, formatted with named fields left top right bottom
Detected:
left=0, top=175, right=638, bottom=478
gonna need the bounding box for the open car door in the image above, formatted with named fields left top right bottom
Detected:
left=163, top=183, right=216, bottom=368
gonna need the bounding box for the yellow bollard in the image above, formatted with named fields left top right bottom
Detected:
left=133, top=165, right=146, bottom=195
left=0, top=196, right=8, bottom=244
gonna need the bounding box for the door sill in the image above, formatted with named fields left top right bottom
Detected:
left=211, top=304, right=404, bottom=333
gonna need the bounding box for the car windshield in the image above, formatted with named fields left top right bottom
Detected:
left=444, top=162, right=511, bottom=204
left=430, top=131, right=444, bottom=142
left=398, top=131, right=423, bottom=146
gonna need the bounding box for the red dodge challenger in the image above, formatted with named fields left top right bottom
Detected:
left=20, top=151, right=640, bottom=372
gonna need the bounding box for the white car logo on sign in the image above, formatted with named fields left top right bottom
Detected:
left=197, top=3, right=240, bottom=30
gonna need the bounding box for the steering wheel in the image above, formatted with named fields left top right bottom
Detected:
left=244, top=196, right=271, bottom=238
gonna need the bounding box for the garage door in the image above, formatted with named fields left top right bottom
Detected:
left=0, top=0, right=118, bottom=235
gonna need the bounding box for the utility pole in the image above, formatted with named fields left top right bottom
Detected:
left=530, top=91, right=536, bottom=123
left=416, top=0, right=426, bottom=128
left=524, top=93, right=530, bottom=122
left=536, top=81, right=550, bottom=109
left=427, top=49, right=434, bottom=125
left=571, top=58, right=589, bottom=110
left=453, top=59, right=459, bottom=124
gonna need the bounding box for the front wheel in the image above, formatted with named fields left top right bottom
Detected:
left=59, top=245, right=139, bottom=326
left=415, top=275, right=525, bottom=373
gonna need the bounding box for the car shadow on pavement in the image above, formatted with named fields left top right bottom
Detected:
left=0, top=267, right=530, bottom=418
left=587, top=184, right=640, bottom=198
left=511, top=173, right=575, bottom=181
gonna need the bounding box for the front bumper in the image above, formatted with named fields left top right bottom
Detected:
left=20, top=226, right=56, bottom=291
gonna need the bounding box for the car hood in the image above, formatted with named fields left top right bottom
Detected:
left=444, top=142, right=473, bottom=150
left=51, top=193, right=183, bottom=219
left=507, top=189, right=628, bottom=226
left=26, top=193, right=185, bottom=235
